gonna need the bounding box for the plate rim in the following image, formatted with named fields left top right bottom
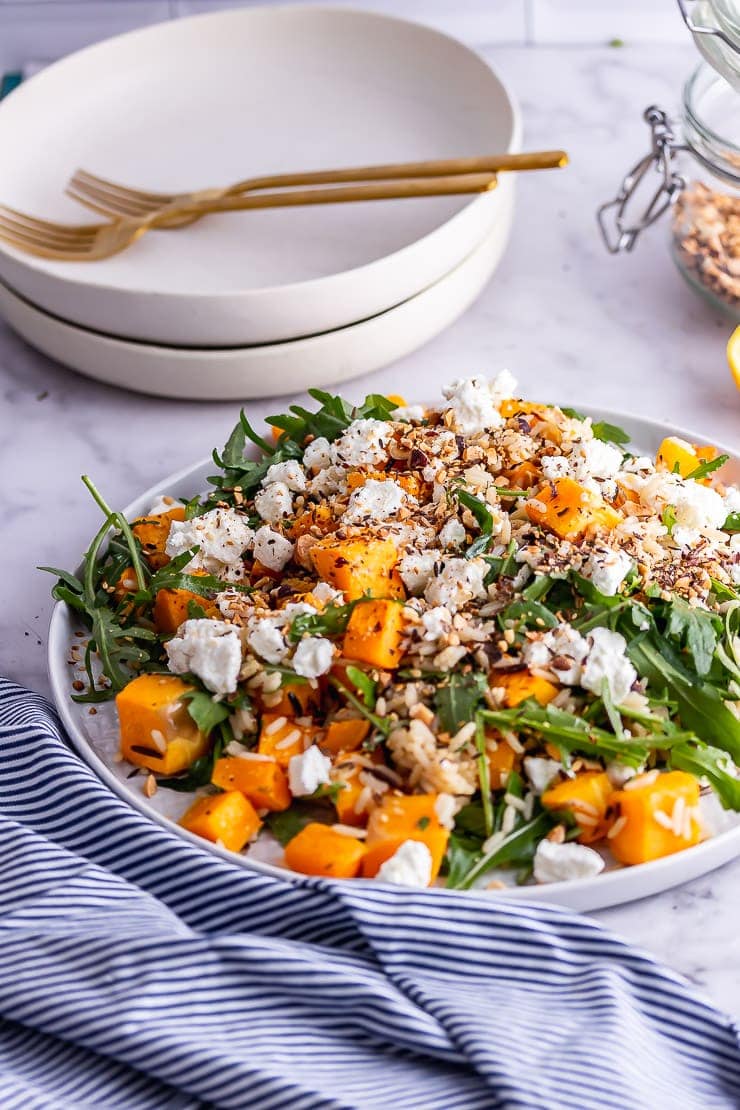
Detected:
left=46, top=404, right=740, bottom=910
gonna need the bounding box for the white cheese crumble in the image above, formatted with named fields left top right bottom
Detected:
left=247, top=619, right=289, bottom=664
left=723, top=485, right=740, bottom=515
left=399, top=551, right=437, bottom=596
left=263, top=459, right=306, bottom=492
left=376, top=840, right=433, bottom=887
left=523, top=756, right=563, bottom=795
left=308, top=465, right=349, bottom=497
left=331, top=419, right=389, bottom=468
left=522, top=623, right=589, bottom=685
left=441, top=376, right=504, bottom=434
left=580, top=627, right=637, bottom=706
left=165, top=508, right=254, bottom=576
left=581, top=547, right=633, bottom=596
left=571, top=438, right=624, bottom=481
left=310, top=581, right=344, bottom=606
left=420, top=606, right=453, bottom=642
left=541, top=456, right=570, bottom=480
left=343, top=478, right=411, bottom=524
left=292, top=636, right=334, bottom=678
left=302, top=436, right=333, bottom=471
left=165, top=618, right=242, bottom=696
left=288, top=746, right=332, bottom=796
left=253, top=526, right=294, bottom=571
left=533, top=839, right=605, bottom=883
left=392, top=404, right=426, bottom=423
left=438, top=519, right=467, bottom=548
left=254, top=482, right=293, bottom=524
left=424, top=557, right=488, bottom=613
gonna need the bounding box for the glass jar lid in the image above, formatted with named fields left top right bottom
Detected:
left=678, top=0, right=740, bottom=89
left=683, top=64, right=740, bottom=185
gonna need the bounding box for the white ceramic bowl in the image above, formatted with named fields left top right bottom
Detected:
left=47, top=409, right=740, bottom=911
left=0, top=204, right=513, bottom=400
left=0, top=6, right=520, bottom=346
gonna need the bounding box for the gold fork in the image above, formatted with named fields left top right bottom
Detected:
left=67, top=151, right=568, bottom=227
left=0, top=173, right=499, bottom=261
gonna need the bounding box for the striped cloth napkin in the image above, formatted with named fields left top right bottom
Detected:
left=1, top=678, right=739, bottom=1110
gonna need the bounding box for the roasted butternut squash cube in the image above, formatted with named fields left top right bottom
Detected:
left=542, top=771, right=614, bottom=844
left=485, top=738, right=519, bottom=790
left=343, top=599, right=406, bottom=670
left=117, top=674, right=209, bottom=775
left=656, top=437, right=719, bottom=485
left=501, top=460, right=540, bottom=490
left=258, top=680, right=321, bottom=718
left=311, top=536, right=401, bottom=601
left=362, top=794, right=449, bottom=882
left=153, top=586, right=218, bottom=633
left=180, top=790, right=261, bottom=852
left=499, top=399, right=552, bottom=419
left=131, top=506, right=185, bottom=570
left=284, top=822, right=366, bottom=878
left=608, top=771, right=702, bottom=865
left=526, top=478, right=622, bottom=541
left=330, top=749, right=384, bottom=826
left=491, top=669, right=559, bottom=708
left=211, top=755, right=290, bottom=812
left=290, top=504, right=336, bottom=539
left=321, top=717, right=371, bottom=756
left=258, top=714, right=312, bottom=768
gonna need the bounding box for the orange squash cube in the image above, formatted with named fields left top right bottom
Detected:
left=321, top=718, right=371, bottom=756
left=117, top=673, right=209, bottom=775
left=131, top=506, right=185, bottom=570
left=362, top=794, right=449, bottom=882
left=486, top=738, right=519, bottom=789
left=542, top=771, right=614, bottom=844
left=526, top=478, right=622, bottom=541
left=330, top=749, right=384, bottom=826
left=257, top=680, right=321, bottom=718
left=180, top=790, right=261, bottom=852
left=311, top=536, right=401, bottom=601
left=211, top=755, right=291, bottom=812
left=491, top=669, right=559, bottom=708
left=258, top=714, right=312, bottom=767
left=284, top=822, right=366, bottom=878
left=343, top=599, right=406, bottom=670
left=152, top=586, right=218, bottom=633
left=608, top=771, right=702, bottom=865
left=656, top=437, right=719, bottom=485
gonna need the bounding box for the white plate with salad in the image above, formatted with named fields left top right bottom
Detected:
left=47, top=375, right=740, bottom=911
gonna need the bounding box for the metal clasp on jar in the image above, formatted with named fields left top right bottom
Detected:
left=597, top=107, right=686, bottom=253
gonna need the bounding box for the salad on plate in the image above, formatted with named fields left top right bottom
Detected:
left=48, top=373, right=740, bottom=890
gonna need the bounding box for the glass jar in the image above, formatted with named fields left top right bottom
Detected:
left=678, top=0, right=740, bottom=90
left=598, top=63, right=740, bottom=322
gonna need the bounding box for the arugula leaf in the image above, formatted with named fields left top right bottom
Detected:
left=181, top=688, right=231, bottom=734
left=448, top=812, right=553, bottom=890
left=669, top=742, right=740, bottom=810
left=686, top=454, right=729, bottom=482
left=665, top=596, right=719, bottom=677
left=661, top=505, right=677, bottom=534
left=329, top=676, right=391, bottom=737
left=483, top=540, right=518, bottom=584
left=625, top=633, right=740, bottom=761
left=723, top=512, right=740, bottom=533
left=142, top=548, right=251, bottom=599
left=288, top=601, right=356, bottom=642
left=265, top=804, right=330, bottom=846
left=475, top=714, right=493, bottom=837
left=435, top=672, right=487, bottom=734
left=560, top=406, right=586, bottom=420
left=456, top=489, right=495, bottom=557
left=522, top=575, right=554, bottom=602
left=711, top=577, right=739, bottom=602
left=266, top=388, right=397, bottom=450
left=157, top=730, right=225, bottom=792
left=499, top=598, right=559, bottom=631
left=571, top=571, right=624, bottom=608
left=591, top=421, right=630, bottom=446
left=345, top=665, right=377, bottom=710
left=444, top=833, right=484, bottom=888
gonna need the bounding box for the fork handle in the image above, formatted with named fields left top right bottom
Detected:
left=149, top=172, right=499, bottom=226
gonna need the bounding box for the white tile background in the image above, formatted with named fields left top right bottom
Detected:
left=0, top=1, right=692, bottom=71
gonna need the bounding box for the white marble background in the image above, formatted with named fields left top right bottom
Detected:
left=1, top=2, right=740, bottom=1020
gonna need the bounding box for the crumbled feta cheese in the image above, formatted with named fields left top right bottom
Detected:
left=438, top=518, right=467, bottom=548
left=441, top=376, right=504, bottom=434
left=674, top=482, right=727, bottom=533
left=490, top=368, right=518, bottom=402
left=247, top=618, right=288, bottom=664
left=622, top=455, right=654, bottom=474
left=571, top=438, right=623, bottom=482
left=541, top=455, right=570, bottom=480
left=311, top=581, right=344, bottom=606
left=254, top=482, right=293, bottom=524
left=522, top=622, right=589, bottom=685
left=523, top=756, right=562, bottom=795
left=424, top=557, right=488, bottom=613
left=533, top=839, right=605, bottom=883
left=308, top=465, right=349, bottom=497
left=302, top=436, right=333, bottom=471
left=165, top=508, right=254, bottom=576
left=253, top=526, right=294, bottom=571
left=376, top=839, right=433, bottom=887
left=581, top=627, right=637, bottom=705
left=263, top=460, right=306, bottom=492
left=292, top=636, right=334, bottom=678
left=288, top=746, right=332, bottom=796
left=724, top=485, right=740, bottom=515
left=399, top=551, right=437, bottom=595
left=165, top=618, right=242, bottom=695
left=331, top=419, right=389, bottom=468
left=420, top=606, right=452, bottom=641
left=581, top=547, right=633, bottom=596
left=393, top=404, right=426, bottom=423
left=343, top=478, right=411, bottom=524
left=147, top=494, right=179, bottom=515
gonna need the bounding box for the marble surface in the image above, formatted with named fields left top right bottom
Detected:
left=1, top=40, right=739, bottom=1020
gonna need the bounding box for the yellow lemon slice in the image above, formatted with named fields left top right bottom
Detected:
left=728, top=325, right=740, bottom=389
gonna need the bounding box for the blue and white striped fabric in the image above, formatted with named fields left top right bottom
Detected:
left=1, top=677, right=739, bottom=1110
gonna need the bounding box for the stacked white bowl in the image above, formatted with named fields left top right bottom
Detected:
left=0, top=6, right=520, bottom=399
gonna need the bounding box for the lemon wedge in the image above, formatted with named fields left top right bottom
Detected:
left=728, top=325, right=740, bottom=389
